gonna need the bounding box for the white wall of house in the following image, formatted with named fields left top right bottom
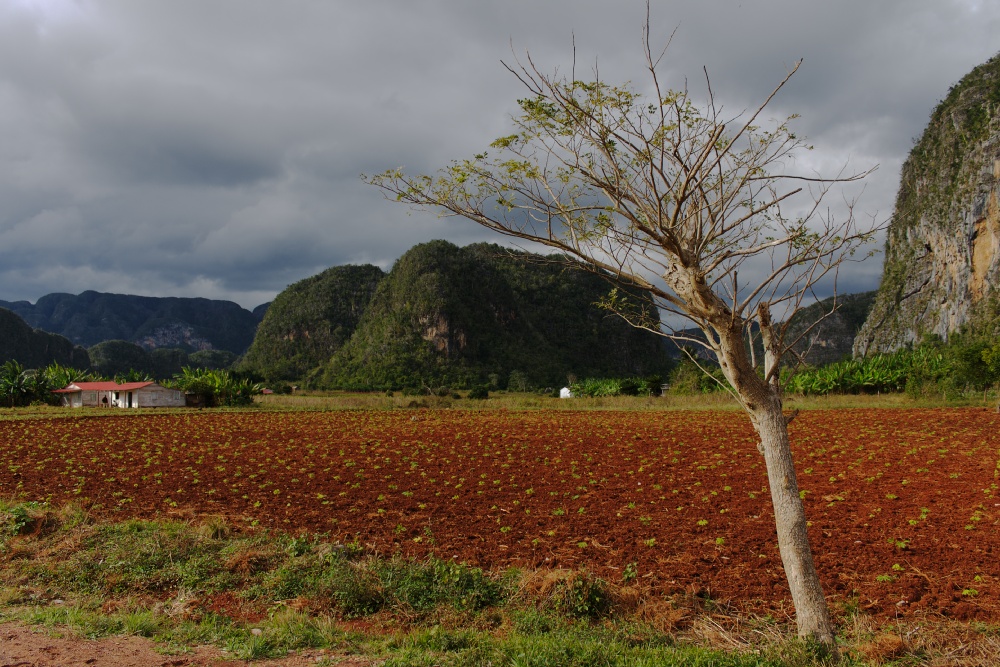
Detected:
left=60, top=392, right=83, bottom=408
left=134, top=385, right=186, bottom=408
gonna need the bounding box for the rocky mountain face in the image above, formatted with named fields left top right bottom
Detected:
left=856, top=55, right=1000, bottom=355
left=0, top=291, right=264, bottom=355
left=0, top=308, right=90, bottom=369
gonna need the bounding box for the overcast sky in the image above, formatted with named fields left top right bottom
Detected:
left=2, top=0, right=998, bottom=310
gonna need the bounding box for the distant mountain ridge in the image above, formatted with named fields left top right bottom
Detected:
left=785, top=291, right=877, bottom=365
left=0, top=291, right=266, bottom=355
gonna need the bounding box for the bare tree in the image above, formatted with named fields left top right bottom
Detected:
left=366, top=28, right=877, bottom=645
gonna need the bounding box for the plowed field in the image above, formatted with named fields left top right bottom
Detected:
left=2, top=408, right=997, bottom=622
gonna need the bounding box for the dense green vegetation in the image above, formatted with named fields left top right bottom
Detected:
left=569, top=376, right=664, bottom=397
left=0, top=361, right=94, bottom=407
left=310, top=241, right=672, bottom=390
left=786, top=330, right=1000, bottom=397
left=169, top=367, right=262, bottom=407
left=238, top=264, right=385, bottom=382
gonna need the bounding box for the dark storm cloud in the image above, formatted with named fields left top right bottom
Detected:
left=1, top=0, right=998, bottom=309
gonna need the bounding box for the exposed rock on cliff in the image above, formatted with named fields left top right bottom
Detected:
left=857, top=54, right=1000, bottom=355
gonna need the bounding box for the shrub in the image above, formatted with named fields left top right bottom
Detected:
left=467, top=385, right=489, bottom=400
left=569, top=376, right=664, bottom=397
left=170, top=367, right=264, bottom=407
left=554, top=572, right=610, bottom=619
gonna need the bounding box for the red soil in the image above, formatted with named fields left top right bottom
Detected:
left=2, top=408, right=997, bottom=622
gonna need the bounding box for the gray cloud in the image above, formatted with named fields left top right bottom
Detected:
left=1, top=0, right=998, bottom=310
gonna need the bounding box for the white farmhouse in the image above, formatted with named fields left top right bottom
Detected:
left=53, top=381, right=186, bottom=408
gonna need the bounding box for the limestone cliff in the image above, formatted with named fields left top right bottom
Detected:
left=856, top=54, right=1000, bottom=355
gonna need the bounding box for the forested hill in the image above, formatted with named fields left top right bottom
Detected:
left=237, top=264, right=386, bottom=381
left=0, top=307, right=90, bottom=369
left=256, top=240, right=673, bottom=389
left=0, top=291, right=264, bottom=355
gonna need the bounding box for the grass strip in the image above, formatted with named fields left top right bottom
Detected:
left=0, top=498, right=994, bottom=665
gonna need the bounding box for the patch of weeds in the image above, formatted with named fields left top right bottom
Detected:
left=228, top=629, right=278, bottom=660
left=376, top=557, right=504, bottom=613
left=284, top=534, right=316, bottom=557
left=765, top=636, right=841, bottom=666
left=164, top=612, right=240, bottom=647
left=461, top=625, right=781, bottom=667
left=330, top=563, right=386, bottom=618
left=55, top=520, right=225, bottom=596
left=122, top=610, right=162, bottom=637
left=552, top=571, right=610, bottom=620
left=840, top=596, right=861, bottom=619
left=1, top=501, right=46, bottom=536
left=16, top=604, right=125, bottom=640
left=510, top=608, right=560, bottom=634
left=248, top=609, right=344, bottom=656
left=406, top=625, right=482, bottom=652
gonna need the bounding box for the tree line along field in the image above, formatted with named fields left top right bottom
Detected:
left=1, top=408, right=997, bottom=623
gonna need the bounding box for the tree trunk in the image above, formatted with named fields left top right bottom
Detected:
left=711, top=315, right=837, bottom=647
left=751, top=393, right=836, bottom=646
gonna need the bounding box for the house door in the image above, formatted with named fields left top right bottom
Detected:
left=127, top=392, right=133, bottom=408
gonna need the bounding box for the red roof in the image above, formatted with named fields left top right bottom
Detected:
left=53, top=381, right=156, bottom=393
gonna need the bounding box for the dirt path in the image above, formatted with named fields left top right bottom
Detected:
left=0, top=622, right=375, bottom=667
